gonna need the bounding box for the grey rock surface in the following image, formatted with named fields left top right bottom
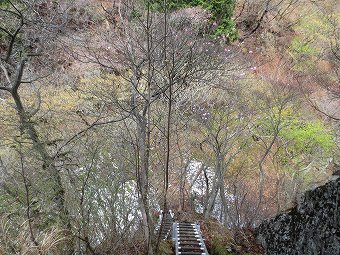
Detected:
left=257, top=178, right=339, bottom=255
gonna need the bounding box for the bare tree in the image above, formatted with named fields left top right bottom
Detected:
left=69, top=0, right=236, bottom=251
left=186, top=86, right=251, bottom=220
left=236, top=0, right=299, bottom=38
left=250, top=78, right=297, bottom=224
left=0, top=0, right=73, bottom=229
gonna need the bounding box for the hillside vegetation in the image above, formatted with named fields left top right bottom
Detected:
left=0, top=0, right=339, bottom=254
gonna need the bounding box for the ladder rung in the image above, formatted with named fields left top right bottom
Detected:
left=178, top=238, right=201, bottom=240
left=178, top=252, right=205, bottom=255
left=179, top=242, right=202, bottom=246
left=179, top=247, right=204, bottom=250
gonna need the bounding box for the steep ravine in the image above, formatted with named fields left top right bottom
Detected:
left=257, top=177, right=339, bottom=255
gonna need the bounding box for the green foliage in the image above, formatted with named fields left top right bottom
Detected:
left=0, top=192, right=19, bottom=214
left=0, top=0, right=10, bottom=8
left=290, top=38, right=319, bottom=56
left=213, top=18, right=238, bottom=41
left=258, top=102, right=334, bottom=155
left=256, top=100, right=335, bottom=183
left=281, top=120, right=334, bottom=155
left=0, top=30, right=5, bottom=41
left=147, top=0, right=238, bottom=41
left=0, top=0, right=21, bottom=9
left=288, top=9, right=340, bottom=71
left=131, top=9, right=142, bottom=19
left=0, top=1, right=10, bottom=41
left=289, top=37, right=320, bottom=70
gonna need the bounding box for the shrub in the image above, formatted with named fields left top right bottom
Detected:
left=147, top=0, right=238, bottom=41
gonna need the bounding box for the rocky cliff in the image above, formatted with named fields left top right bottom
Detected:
left=257, top=178, right=339, bottom=255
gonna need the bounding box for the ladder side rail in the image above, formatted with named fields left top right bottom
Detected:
left=196, top=223, right=209, bottom=255
left=173, top=222, right=179, bottom=255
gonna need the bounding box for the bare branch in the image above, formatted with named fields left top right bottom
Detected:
left=0, top=61, right=11, bottom=85
left=12, top=59, right=26, bottom=93
left=5, top=19, right=24, bottom=62
left=0, top=86, right=11, bottom=91
left=0, top=7, right=21, bottom=18
left=306, top=96, right=340, bottom=121
left=54, top=111, right=135, bottom=159
left=0, top=26, right=12, bottom=37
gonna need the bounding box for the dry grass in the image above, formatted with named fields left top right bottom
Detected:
left=0, top=216, right=72, bottom=255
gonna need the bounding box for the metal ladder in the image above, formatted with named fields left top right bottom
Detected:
left=155, top=210, right=174, bottom=240
left=173, top=222, right=209, bottom=255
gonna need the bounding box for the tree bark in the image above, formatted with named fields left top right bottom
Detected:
left=11, top=87, right=70, bottom=225
left=136, top=116, right=154, bottom=255
left=204, top=155, right=223, bottom=219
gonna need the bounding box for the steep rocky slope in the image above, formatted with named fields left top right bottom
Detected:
left=257, top=177, right=339, bottom=255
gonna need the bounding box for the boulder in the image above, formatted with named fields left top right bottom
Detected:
left=257, top=178, right=339, bottom=255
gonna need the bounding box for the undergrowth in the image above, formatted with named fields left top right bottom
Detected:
left=147, top=0, right=238, bottom=41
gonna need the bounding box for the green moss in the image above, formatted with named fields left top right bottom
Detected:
left=211, top=236, right=233, bottom=255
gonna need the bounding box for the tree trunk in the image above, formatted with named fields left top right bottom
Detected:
left=204, top=155, right=223, bottom=219
left=12, top=89, right=71, bottom=228
left=136, top=117, right=154, bottom=255
left=219, top=179, right=228, bottom=226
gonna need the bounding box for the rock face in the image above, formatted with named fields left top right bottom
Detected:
left=257, top=178, right=339, bottom=255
